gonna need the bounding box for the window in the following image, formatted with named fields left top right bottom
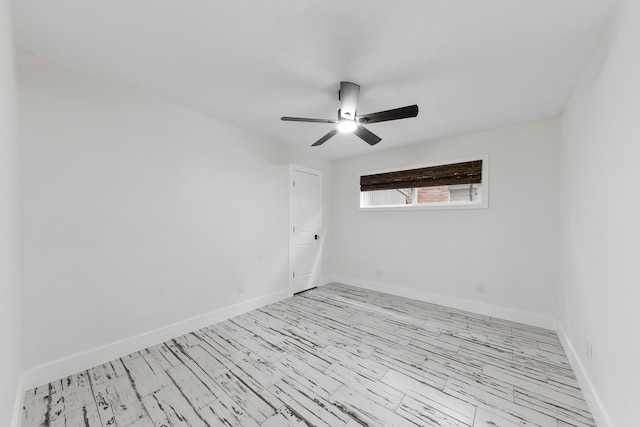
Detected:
left=359, top=156, right=488, bottom=210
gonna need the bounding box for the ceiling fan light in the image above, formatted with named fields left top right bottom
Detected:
left=337, top=120, right=357, bottom=133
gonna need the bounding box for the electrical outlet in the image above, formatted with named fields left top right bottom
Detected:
left=476, top=284, right=485, bottom=294
left=587, top=341, right=593, bottom=360
left=238, top=282, right=246, bottom=295
left=376, top=270, right=382, bottom=278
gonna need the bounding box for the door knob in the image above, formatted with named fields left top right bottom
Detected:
left=315, top=234, right=319, bottom=240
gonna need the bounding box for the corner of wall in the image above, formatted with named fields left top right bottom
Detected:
left=10, top=374, right=25, bottom=427
left=556, top=324, right=614, bottom=427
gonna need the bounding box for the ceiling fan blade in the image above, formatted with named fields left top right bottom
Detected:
left=357, top=104, right=419, bottom=124
left=281, top=116, right=338, bottom=124
left=339, top=82, right=360, bottom=120
left=353, top=125, right=382, bottom=146
left=311, top=128, right=339, bottom=146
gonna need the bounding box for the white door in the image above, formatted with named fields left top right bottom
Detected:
left=290, top=166, right=321, bottom=294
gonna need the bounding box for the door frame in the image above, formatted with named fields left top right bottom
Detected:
left=289, top=164, right=323, bottom=294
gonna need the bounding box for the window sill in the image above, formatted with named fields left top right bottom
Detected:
left=358, top=200, right=487, bottom=212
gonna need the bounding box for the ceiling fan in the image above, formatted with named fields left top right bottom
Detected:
left=281, top=82, right=419, bottom=147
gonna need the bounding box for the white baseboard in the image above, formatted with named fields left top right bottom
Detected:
left=333, top=276, right=557, bottom=330
left=21, top=288, right=292, bottom=391
left=556, top=325, right=613, bottom=427
left=11, top=375, right=25, bottom=427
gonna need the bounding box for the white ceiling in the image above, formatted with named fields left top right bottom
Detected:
left=13, top=0, right=616, bottom=160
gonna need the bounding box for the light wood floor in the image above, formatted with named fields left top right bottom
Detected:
left=22, top=283, right=595, bottom=427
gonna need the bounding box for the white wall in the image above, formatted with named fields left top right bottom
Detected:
left=0, top=0, right=22, bottom=424
left=560, top=0, right=640, bottom=425
left=333, top=118, right=561, bottom=323
left=18, top=52, right=332, bottom=375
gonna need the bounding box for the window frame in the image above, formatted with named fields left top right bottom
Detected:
left=357, top=154, right=489, bottom=211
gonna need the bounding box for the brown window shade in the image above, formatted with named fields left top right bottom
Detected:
left=360, top=160, right=482, bottom=192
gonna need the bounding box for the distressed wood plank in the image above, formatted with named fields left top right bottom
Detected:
left=167, top=363, right=218, bottom=409
left=372, top=350, right=448, bottom=390
left=329, top=386, right=417, bottom=427
left=181, top=358, right=227, bottom=399
left=473, top=405, right=536, bottom=427
left=231, top=366, right=286, bottom=415
left=121, top=349, right=147, bottom=361
left=261, top=406, right=309, bottom=427
left=382, top=368, right=476, bottom=425
left=22, top=385, right=50, bottom=427
left=48, top=380, right=65, bottom=421
left=195, top=327, right=244, bottom=357
left=123, top=353, right=172, bottom=397
left=198, top=394, right=261, bottom=427
left=49, top=403, right=102, bottom=427
left=147, top=343, right=182, bottom=371
left=182, top=344, right=229, bottom=378
left=277, top=338, right=335, bottom=371
left=213, top=371, right=279, bottom=424
left=48, top=371, right=95, bottom=422
left=270, top=377, right=351, bottom=427
left=174, top=332, right=202, bottom=348
left=275, top=355, right=342, bottom=399
left=127, top=417, right=156, bottom=427
left=396, top=395, right=472, bottom=427
left=514, top=387, right=596, bottom=427
left=89, top=359, right=126, bottom=385
left=229, top=350, right=285, bottom=389
left=325, top=362, right=404, bottom=411
left=235, top=319, right=287, bottom=345
left=443, top=378, right=557, bottom=427
left=92, top=375, right=148, bottom=426
left=235, top=333, right=287, bottom=364
left=321, top=344, right=389, bottom=380
left=210, top=318, right=252, bottom=340
left=142, top=384, right=209, bottom=427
